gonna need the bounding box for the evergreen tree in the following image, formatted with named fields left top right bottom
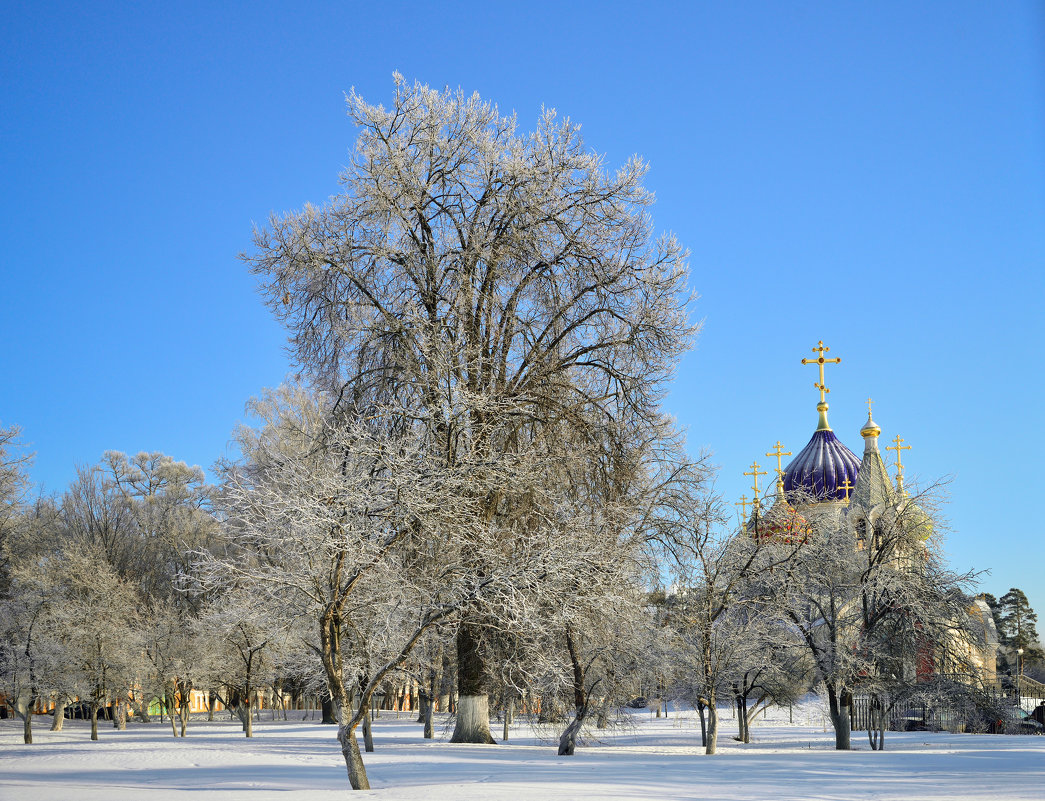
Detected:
left=997, top=588, right=1044, bottom=671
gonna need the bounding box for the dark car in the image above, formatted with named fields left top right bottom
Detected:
left=1013, top=707, right=1044, bottom=734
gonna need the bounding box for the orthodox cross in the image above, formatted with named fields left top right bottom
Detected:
left=766, top=441, right=792, bottom=481
left=801, top=340, right=841, bottom=403
left=840, top=477, right=854, bottom=503
left=735, top=495, right=749, bottom=519
left=886, top=434, right=912, bottom=485
left=744, top=461, right=768, bottom=509
left=866, top=397, right=874, bottom=416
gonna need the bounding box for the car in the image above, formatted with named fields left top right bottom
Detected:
left=1013, top=707, right=1044, bottom=734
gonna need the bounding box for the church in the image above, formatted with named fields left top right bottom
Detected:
left=739, top=340, right=998, bottom=689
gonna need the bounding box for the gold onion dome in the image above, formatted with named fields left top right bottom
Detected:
left=860, top=411, right=881, bottom=439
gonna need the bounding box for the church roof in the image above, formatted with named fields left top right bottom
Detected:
left=747, top=482, right=811, bottom=542
left=849, top=412, right=895, bottom=513
left=783, top=428, right=861, bottom=503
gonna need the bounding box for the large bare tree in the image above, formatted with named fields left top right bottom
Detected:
left=243, top=75, right=694, bottom=751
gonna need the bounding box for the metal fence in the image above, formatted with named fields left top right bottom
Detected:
left=851, top=682, right=1045, bottom=734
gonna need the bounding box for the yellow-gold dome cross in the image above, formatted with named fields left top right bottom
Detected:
left=886, top=434, right=912, bottom=492
left=766, top=441, right=792, bottom=482
left=801, top=340, right=841, bottom=404
left=744, top=461, right=768, bottom=509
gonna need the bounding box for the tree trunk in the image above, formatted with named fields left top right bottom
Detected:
left=697, top=699, right=707, bottom=747
left=176, top=680, right=192, bottom=737
left=235, top=699, right=254, bottom=737
left=705, top=696, right=719, bottom=755
left=337, top=723, right=370, bottom=791
left=13, top=695, right=35, bottom=743
left=423, top=689, right=436, bottom=739
left=321, top=692, right=337, bottom=724
left=208, top=690, right=217, bottom=722
left=90, top=700, right=100, bottom=741
left=503, top=697, right=513, bottom=741
left=744, top=700, right=766, bottom=744
left=166, top=694, right=178, bottom=738
left=450, top=624, right=495, bottom=743
left=113, top=698, right=127, bottom=730
left=596, top=695, right=610, bottom=729
left=868, top=693, right=886, bottom=751
left=559, top=627, right=589, bottom=756
left=558, top=711, right=586, bottom=755
left=416, top=689, right=428, bottom=724
left=362, top=711, right=374, bottom=753
left=51, top=699, right=66, bottom=731
left=734, top=686, right=749, bottom=743
left=877, top=704, right=886, bottom=750
left=424, top=644, right=443, bottom=739
left=826, top=684, right=852, bottom=750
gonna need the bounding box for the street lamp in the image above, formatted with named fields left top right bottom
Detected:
left=1016, top=648, right=1024, bottom=708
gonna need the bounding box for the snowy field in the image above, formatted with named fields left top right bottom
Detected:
left=2, top=702, right=1043, bottom=801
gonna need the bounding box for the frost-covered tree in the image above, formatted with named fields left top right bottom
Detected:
left=772, top=489, right=978, bottom=750
left=0, top=570, right=63, bottom=744
left=54, top=452, right=217, bottom=730
left=100, top=451, right=217, bottom=603
left=39, top=542, right=143, bottom=740
left=0, top=423, right=34, bottom=596
left=662, top=489, right=799, bottom=754
left=200, top=586, right=293, bottom=738
left=243, top=74, right=694, bottom=753
left=199, top=386, right=542, bottom=788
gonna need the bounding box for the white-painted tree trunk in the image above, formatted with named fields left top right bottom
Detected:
left=451, top=695, right=495, bottom=743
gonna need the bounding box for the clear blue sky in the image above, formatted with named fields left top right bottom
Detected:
left=3, top=2, right=1043, bottom=617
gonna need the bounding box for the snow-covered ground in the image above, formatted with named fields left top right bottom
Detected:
left=2, top=702, right=1042, bottom=800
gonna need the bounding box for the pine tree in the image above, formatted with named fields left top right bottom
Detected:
left=998, top=588, right=1044, bottom=668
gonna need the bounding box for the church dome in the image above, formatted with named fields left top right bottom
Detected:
left=783, top=428, right=861, bottom=503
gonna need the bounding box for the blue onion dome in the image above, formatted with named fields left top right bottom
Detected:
left=783, top=428, right=861, bottom=503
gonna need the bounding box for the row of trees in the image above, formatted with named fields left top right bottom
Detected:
left=0, top=444, right=301, bottom=743
left=1, top=415, right=1007, bottom=771
left=2, top=77, right=1029, bottom=793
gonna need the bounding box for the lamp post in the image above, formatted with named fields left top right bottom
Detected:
left=1016, top=648, right=1024, bottom=709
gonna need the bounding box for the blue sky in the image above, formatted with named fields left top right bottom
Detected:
left=3, top=2, right=1043, bottom=617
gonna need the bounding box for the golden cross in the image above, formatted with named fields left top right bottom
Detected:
left=765, top=441, right=792, bottom=480
left=801, top=340, right=842, bottom=403
left=886, top=434, right=911, bottom=480
left=840, top=477, right=854, bottom=503
left=735, top=495, right=749, bottom=519
left=744, top=461, right=768, bottom=502
left=866, top=397, right=874, bottom=416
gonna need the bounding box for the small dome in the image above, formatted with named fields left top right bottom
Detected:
left=783, top=429, right=861, bottom=503
left=748, top=497, right=811, bottom=543
left=897, top=496, right=933, bottom=541
left=860, top=413, right=881, bottom=439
